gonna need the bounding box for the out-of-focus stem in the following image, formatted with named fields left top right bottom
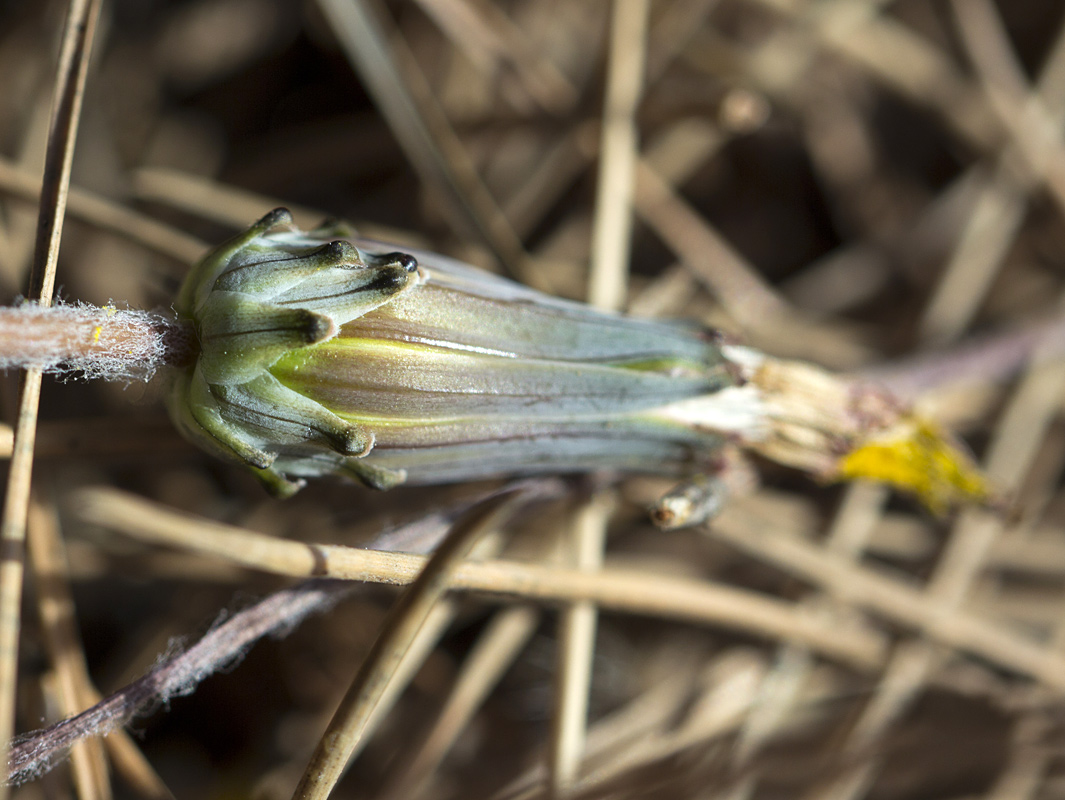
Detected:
left=858, top=313, right=1065, bottom=400
left=0, top=304, right=195, bottom=380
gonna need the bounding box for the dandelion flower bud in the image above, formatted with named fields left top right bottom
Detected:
left=168, top=209, right=737, bottom=496
left=169, top=209, right=993, bottom=514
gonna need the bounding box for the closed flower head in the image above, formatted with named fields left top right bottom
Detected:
left=168, top=209, right=736, bottom=496
left=169, top=209, right=993, bottom=516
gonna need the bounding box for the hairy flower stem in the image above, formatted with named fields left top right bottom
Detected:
left=0, top=304, right=195, bottom=380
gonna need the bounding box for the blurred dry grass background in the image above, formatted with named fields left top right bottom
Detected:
left=5, top=0, right=1065, bottom=798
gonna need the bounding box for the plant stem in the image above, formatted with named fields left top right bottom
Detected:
left=0, top=304, right=196, bottom=381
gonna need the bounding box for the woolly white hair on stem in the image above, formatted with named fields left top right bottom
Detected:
left=0, top=301, right=192, bottom=381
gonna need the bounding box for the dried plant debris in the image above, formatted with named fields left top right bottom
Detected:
left=3, top=1, right=1065, bottom=799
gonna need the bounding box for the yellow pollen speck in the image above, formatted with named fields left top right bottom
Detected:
left=91, top=325, right=101, bottom=345
left=838, top=417, right=990, bottom=514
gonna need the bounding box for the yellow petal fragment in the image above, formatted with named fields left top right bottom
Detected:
left=837, top=417, right=990, bottom=514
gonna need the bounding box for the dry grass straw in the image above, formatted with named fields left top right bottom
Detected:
left=8, top=1, right=1065, bottom=798
left=290, top=486, right=544, bottom=799
left=0, top=2, right=100, bottom=796
left=546, top=3, right=649, bottom=791
left=0, top=159, right=205, bottom=265
left=26, top=498, right=110, bottom=800
left=316, top=0, right=533, bottom=285
left=71, top=486, right=879, bottom=668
